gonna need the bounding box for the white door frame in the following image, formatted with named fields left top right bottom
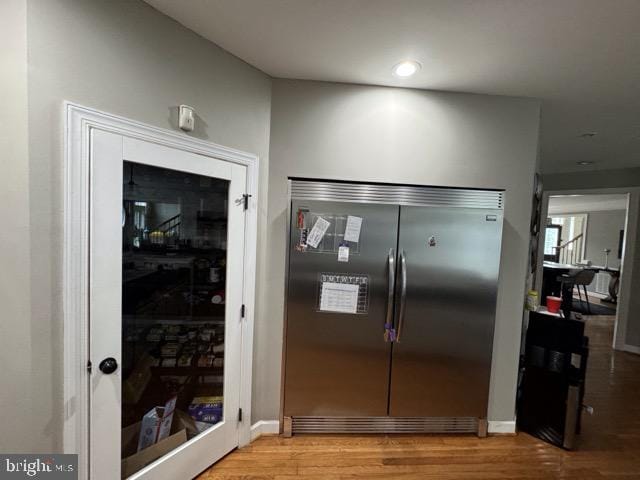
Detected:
left=535, top=187, right=640, bottom=351
left=63, top=102, right=259, bottom=479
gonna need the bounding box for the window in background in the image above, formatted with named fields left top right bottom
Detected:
left=547, top=214, right=587, bottom=263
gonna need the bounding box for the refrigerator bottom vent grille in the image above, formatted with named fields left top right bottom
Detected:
left=291, top=416, right=479, bottom=434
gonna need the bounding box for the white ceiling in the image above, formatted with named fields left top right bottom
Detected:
left=548, top=194, right=628, bottom=214
left=145, top=0, right=640, bottom=174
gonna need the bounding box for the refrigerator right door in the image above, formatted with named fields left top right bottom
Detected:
left=389, top=206, right=504, bottom=419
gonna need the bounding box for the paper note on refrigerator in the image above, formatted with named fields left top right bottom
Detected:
left=306, top=217, right=330, bottom=248
left=343, top=216, right=363, bottom=243
left=320, top=282, right=359, bottom=313
left=337, top=244, right=349, bottom=262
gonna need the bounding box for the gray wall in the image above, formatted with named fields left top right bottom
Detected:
left=2, top=0, right=555, bottom=450
left=544, top=167, right=640, bottom=191
left=0, top=0, right=33, bottom=453
left=260, top=79, right=541, bottom=423
left=18, top=0, right=271, bottom=452
left=543, top=170, right=640, bottom=349
left=584, top=210, right=626, bottom=271
left=627, top=230, right=640, bottom=347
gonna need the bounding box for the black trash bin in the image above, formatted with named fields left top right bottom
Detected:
left=517, top=311, right=589, bottom=449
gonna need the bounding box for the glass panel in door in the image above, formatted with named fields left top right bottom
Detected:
left=121, top=161, right=229, bottom=478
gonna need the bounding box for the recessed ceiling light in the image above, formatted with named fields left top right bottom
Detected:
left=392, top=60, right=421, bottom=78
left=576, top=161, right=594, bottom=166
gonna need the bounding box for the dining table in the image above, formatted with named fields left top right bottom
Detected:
left=542, top=261, right=620, bottom=306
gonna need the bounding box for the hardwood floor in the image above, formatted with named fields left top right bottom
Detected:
left=199, top=315, right=640, bottom=479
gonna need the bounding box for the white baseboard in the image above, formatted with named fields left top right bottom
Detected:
left=623, top=344, right=640, bottom=355
left=250, top=420, right=280, bottom=441
left=488, top=420, right=516, bottom=434
left=586, top=291, right=608, bottom=299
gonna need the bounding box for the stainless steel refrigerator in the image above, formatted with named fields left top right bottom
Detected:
left=282, top=179, right=504, bottom=436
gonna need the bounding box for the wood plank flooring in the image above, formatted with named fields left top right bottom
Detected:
left=199, top=315, right=640, bottom=479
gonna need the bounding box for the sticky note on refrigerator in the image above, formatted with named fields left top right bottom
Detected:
left=320, top=282, right=359, bottom=313
left=343, top=216, right=362, bottom=243
left=338, top=244, right=349, bottom=262
left=306, top=217, right=330, bottom=248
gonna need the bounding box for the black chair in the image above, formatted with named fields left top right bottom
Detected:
left=557, top=273, right=575, bottom=318
left=572, top=269, right=596, bottom=314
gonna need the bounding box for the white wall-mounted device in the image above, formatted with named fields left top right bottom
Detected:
left=178, top=104, right=195, bottom=132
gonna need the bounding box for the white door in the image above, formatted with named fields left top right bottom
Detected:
left=89, top=129, right=247, bottom=479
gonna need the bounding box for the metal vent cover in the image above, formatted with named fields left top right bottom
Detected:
left=290, top=179, right=504, bottom=210
left=291, top=416, right=480, bottom=434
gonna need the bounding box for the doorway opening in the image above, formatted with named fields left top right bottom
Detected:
left=542, top=193, right=628, bottom=323
left=518, top=189, right=638, bottom=449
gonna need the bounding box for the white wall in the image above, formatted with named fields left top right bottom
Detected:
left=584, top=210, right=626, bottom=270
left=0, top=0, right=33, bottom=453
left=20, top=0, right=271, bottom=452
left=258, top=79, right=541, bottom=423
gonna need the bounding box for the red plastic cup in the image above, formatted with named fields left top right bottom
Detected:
left=547, top=296, right=562, bottom=313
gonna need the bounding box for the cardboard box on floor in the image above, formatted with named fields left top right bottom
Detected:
left=137, top=396, right=178, bottom=452
left=121, top=409, right=199, bottom=478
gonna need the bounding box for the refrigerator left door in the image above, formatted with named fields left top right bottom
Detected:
left=89, top=131, right=246, bottom=480
left=283, top=200, right=399, bottom=417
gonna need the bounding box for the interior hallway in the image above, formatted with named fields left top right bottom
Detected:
left=199, top=315, right=640, bottom=479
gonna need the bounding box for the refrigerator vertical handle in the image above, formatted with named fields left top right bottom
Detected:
left=385, top=248, right=395, bottom=334
left=396, top=250, right=407, bottom=342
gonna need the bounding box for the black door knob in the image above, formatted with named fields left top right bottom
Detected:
left=99, top=357, right=118, bottom=374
